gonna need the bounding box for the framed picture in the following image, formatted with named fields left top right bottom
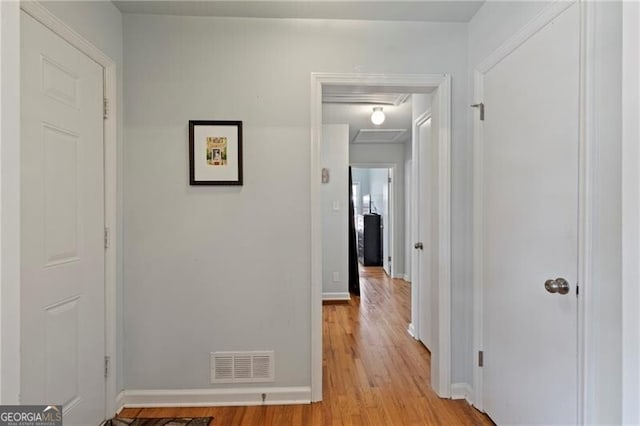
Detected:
left=189, top=120, right=243, bottom=185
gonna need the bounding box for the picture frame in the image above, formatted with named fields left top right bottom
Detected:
left=189, top=120, right=243, bottom=185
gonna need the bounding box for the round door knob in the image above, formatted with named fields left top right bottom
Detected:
left=545, top=279, right=559, bottom=293
left=545, top=278, right=570, bottom=295
left=555, top=278, right=570, bottom=295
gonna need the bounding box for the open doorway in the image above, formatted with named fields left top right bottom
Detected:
left=311, top=73, right=452, bottom=403
left=352, top=166, right=392, bottom=276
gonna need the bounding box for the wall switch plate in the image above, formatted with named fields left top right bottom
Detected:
left=332, top=201, right=339, bottom=211
left=321, top=168, right=330, bottom=183
left=332, top=272, right=340, bottom=282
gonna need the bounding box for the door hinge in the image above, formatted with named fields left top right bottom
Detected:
left=478, top=350, right=484, bottom=367
left=388, top=177, right=392, bottom=183
left=104, top=355, right=110, bottom=378
left=388, top=256, right=391, bottom=262
left=576, top=283, right=579, bottom=296
left=104, top=227, right=110, bottom=249
left=103, top=98, right=110, bottom=119
left=471, top=102, right=484, bottom=121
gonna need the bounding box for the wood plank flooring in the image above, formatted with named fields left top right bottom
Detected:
left=119, top=267, right=492, bottom=425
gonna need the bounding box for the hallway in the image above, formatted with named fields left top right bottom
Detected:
left=321, top=266, right=491, bottom=424
left=119, top=267, right=490, bottom=425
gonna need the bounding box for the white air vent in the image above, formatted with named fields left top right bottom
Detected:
left=322, top=92, right=410, bottom=106
left=210, top=351, right=274, bottom=384
left=353, top=129, right=407, bottom=144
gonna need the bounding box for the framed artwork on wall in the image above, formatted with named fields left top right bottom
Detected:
left=189, top=120, right=243, bottom=185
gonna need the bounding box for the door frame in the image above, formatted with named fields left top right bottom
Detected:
left=622, top=0, right=640, bottom=422
left=310, top=72, right=452, bottom=401
left=349, top=164, right=394, bottom=277
left=472, top=0, right=590, bottom=420
left=17, top=1, right=118, bottom=416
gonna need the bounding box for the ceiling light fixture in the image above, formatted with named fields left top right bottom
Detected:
left=371, top=107, right=385, bottom=125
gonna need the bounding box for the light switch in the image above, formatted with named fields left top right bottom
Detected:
left=332, top=201, right=340, bottom=211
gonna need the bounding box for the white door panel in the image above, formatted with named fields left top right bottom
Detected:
left=21, top=11, right=105, bottom=425
left=418, top=119, right=432, bottom=350
left=481, top=3, right=579, bottom=425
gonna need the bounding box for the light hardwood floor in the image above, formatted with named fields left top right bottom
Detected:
left=119, top=267, right=492, bottom=425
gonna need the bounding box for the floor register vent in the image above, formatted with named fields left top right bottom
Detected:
left=210, top=351, right=274, bottom=384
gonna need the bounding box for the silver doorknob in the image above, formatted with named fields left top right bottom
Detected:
left=544, top=278, right=570, bottom=295
left=414, top=242, right=424, bottom=250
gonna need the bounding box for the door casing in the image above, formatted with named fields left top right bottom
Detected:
left=310, top=73, right=452, bottom=401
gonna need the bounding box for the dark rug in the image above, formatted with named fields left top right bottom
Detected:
left=103, top=418, right=213, bottom=426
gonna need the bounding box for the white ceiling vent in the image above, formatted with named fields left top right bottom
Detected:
left=353, top=129, right=407, bottom=144
left=322, top=92, right=410, bottom=106
left=210, top=351, right=274, bottom=384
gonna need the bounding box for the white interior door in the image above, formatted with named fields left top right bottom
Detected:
left=21, top=11, right=106, bottom=425
left=481, top=3, right=579, bottom=424
left=382, top=168, right=391, bottom=275
left=417, top=119, right=433, bottom=351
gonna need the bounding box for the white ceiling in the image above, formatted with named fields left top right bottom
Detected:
left=113, top=1, right=484, bottom=22
left=323, top=100, right=413, bottom=144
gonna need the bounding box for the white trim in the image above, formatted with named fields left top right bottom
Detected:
left=472, top=67, right=484, bottom=412
left=311, top=73, right=452, bottom=402
left=119, top=387, right=311, bottom=408
left=310, top=74, right=323, bottom=402
left=472, top=0, right=586, bottom=419
left=402, top=274, right=410, bottom=282
left=115, top=391, right=125, bottom=415
left=450, top=383, right=474, bottom=406
left=407, top=323, right=416, bottom=339
left=322, top=292, right=350, bottom=302
left=0, top=0, right=21, bottom=405
left=19, top=1, right=119, bottom=417
left=476, top=0, right=575, bottom=74
left=622, top=1, right=640, bottom=423
left=577, top=1, right=594, bottom=424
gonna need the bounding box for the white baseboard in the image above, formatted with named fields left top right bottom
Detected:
left=118, top=386, right=311, bottom=408
left=322, top=292, right=350, bottom=301
left=451, top=383, right=474, bottom=405
left=407, top=323, right=416, bottom=338
left=115, top=390, right=126, bottom=414
left=403, top=274, right=411, bottom=282
left=392, top=273, right=404, bottom=279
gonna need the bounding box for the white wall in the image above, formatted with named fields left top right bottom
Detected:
left=469, top=1, right=623, bottom=422
left=350, top=144, right=406, bottom=278
left=0, top=0, right=124, bottom=403
left=351, top=167, right=370, bottom=214
left=123, top=14, right=468, bottom=390
left=321, top=124, right=349, bottom=297
left=368, top=168, right=387, bottom=217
